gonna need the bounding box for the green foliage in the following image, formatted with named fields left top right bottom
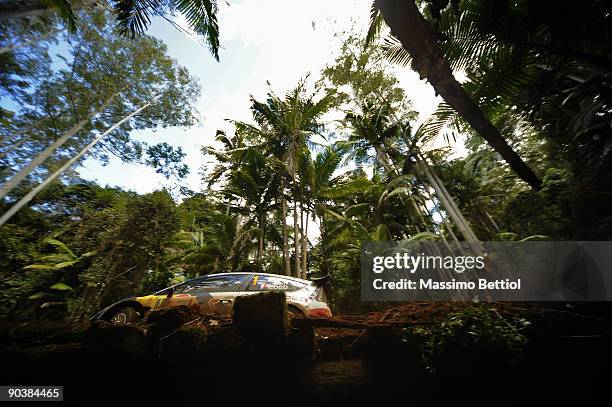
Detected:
left=319, top=33, right=415, bottom=119
left=1, top=236, right=93, bottom=318
left=414, top=307, right=531, bottom=372
left=0, top=18, right=55, bottom=112
left=171, top=194, right=243, bottom=276
left=145, top=142, right=190, bottom=179
left=415, top=0, right=612, bottom=178
left=1, top=12, right=200, bottom=189
left=0, top=183, right=185, bottom=319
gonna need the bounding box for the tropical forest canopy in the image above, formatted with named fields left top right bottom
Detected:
left=0, top=0, right=611, bottom=318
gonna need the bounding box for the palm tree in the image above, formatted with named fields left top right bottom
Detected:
left=339, top=97, right=484, bottom=253
left=224, top=147, right=280, bottom=262
left=368, top=0, right=542, bottom=190
left=338, top=98, right=408, bottom=176
left=410, top=0, right=612, bottom=173
left=171, top=211, right=239, bottom=275
left=301, top=145, right=375, bottom=275
left=246, top=81, right=334, bottom=277
left=203, top=129, right=257, bottom=203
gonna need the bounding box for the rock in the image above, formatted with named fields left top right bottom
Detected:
left=232, top=291, right=289, bottom=346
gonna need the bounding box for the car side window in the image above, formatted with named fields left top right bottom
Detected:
left=247, top=275, right=306, bottom=292
left=181, top=274, right=249, bottom=293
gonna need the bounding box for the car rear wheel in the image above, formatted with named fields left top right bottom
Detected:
left=109, top=307, right=140, bottom=324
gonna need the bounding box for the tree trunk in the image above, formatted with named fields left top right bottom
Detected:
left=374, top=145, right=397, bottom=175
left=281, top=185, right=290, bottom=276
left=301, top=205, right=308, bottom=278
left=293, top=198, right=300, bottom=278
left=375, top=0, right=541, bottom=190
left=0, top=101, right=150, bottom=227
left=417, top=157, right=484, bottom=256
left=228, top=214, right=243, bottom=273
left=0, top=93, right=116, bottom=201
left=257, top=212, right=265, bottom=261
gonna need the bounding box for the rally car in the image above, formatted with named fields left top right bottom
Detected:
left=91, top=272, right=332, bottom=323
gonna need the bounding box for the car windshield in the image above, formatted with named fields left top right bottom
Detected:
left=173, top=274, right=249, bottom=293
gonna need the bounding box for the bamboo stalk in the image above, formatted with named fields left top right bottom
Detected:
left=0, top=101, right=150, bottom=227
left=0, top=93, right=117, bottom=201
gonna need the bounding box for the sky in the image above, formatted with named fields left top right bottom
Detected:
left=76, top=0, right=450, bottom=195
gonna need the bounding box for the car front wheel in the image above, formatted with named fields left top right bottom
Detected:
left=109, top=307, right=140, bottom=324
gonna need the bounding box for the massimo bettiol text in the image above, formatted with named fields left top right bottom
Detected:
left=372, top=251, right=520, bottom=290
left=361, top=241, right=612, bottom=301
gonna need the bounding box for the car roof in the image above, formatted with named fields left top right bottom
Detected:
left=198, top=272, right=312, bottom=285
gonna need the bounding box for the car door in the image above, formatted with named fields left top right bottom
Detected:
left=182, top=274, right=250, bottom=315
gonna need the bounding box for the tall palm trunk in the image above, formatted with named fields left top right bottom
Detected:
left=257, top=212, right=264, bottom=260
left=228, top=215, right=243, bottom=273
left=281, top=190, right=290, bottom=276
left=293, top=198, right=300, bottom=278
left=376, top=140, right=480, bottom=254
left=417, top=157, right=484, bottom=256
left=288, top=136, right=301, bottom=278
left=301, top=204, right=308, bottom=278
left=0, top=93, right=116, bottom=201
left=374, top=0, right=541, bottom=190
left=0, top=100, right=150, bottom=226
left=374, top=146, right=397, bottom=175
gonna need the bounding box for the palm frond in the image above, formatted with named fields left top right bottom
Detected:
left=175, top=0, right=220, bottom=60
left=415, top=102, right=462, bottom=146
left=114, top=0, right=165, bottom=37
left=381, top=35, right=412, bottom=67
left=113, top=0, right=220, bottom=60
left=365, top=2, right=384, bottom=46
left=371, top=223, right=389, bottom=241
left=323, top=177, right=374, bottom=199
left=51, top=0, right=77, bottom=32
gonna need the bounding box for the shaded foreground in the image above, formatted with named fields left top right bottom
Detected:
left=1, top=297, right=611, bottom=405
